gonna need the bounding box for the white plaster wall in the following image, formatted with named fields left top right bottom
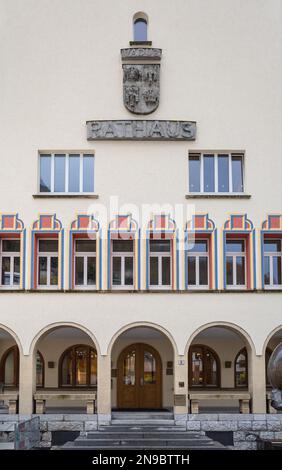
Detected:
left=0, top=0, right=281, bottom=373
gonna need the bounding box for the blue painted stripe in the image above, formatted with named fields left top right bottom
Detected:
left=261, top=232, right=265, bottom=289
left=31, top=231, right=34, bottom=288
left=107, top=230, right=111, bottom=289
left=214, top=229, right=218, bottom=289
left=138, top=229, right=141, bottom=290
left=61, top=229, right=64, bottom=289
left=253, top=230, right=256, bottom=289
left=69, top=231, right=73, bottom=289
left=22, top=229, right=26, bottom=289
left=146, top=232, right=149, bottom=290
left=99, top=229, right=102, bottom=290
left=176, top=229, right=179, bottom=289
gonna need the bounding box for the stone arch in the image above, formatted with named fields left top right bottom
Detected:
left=0, top=323, right=23, bottom=355
left=262, top=324, right=282, bottom=356
left=29, top=321, right=101, bottom=356
left=107, top=321, right=178, bottom=356
left=184, top=321, right=256, bottom=357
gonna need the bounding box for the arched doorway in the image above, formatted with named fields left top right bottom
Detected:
left=117, top=343, right=162, bottom=409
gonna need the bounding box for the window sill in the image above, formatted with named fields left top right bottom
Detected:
left=33, top=194, right=99, bottom=199
left=129, top=41, right=152, bottom=46
left=185, top=194, right=251, bottom=199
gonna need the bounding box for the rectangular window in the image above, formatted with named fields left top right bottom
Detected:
left=187, top=240, right=209, bottom=288
left=0, top=239, right=21, bottom=287
left=188, top=153, right=244, bottom=194
left=149, top=239, right=171, bottom=288
left=38, top=239, right=59, bottom=288
left=74, top=239, right=96, bottom=288
left=39, top=152, right=95, bottom=194
left=263, top=239, right=282, bottom=288
left=225, top=239, right=246, bottom=288
left=112, top=239, right=134, bottom=288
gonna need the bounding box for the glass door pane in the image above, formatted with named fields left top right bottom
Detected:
left=236, top=256, right=245, bottom=285
left=75, top=347, right=87, bottom=385
left=191, top=350, right=204, bottom=386
left=150, top=257, right=158, bottom=285
left=4, top=350, right=15, bottom=385
left=264, top=256, right=270, bottom=285
left=13, top=257, right=20, bottom=285
left=123, top=351, right=136, bottom=385
left=68, top=155, right=80, bottom=192
left=90, top=350, right=97, bottom=385
left=203, top=155, right=215, bottom=192
left=162, top=256, right=171, bottom=285
left=1, top=257, right=11, bottom=285
left=75, top=257, right=84, bottom=285
left=226, top=256, right=233, bottom=285
left=38, top=257, right=47, bottom=285
left=54, top=154, right=66, bottom=192
left=87, top=257, right=96, bottom=285
left=124, top=257, right=133, bottom=285
left=199, top=256, right=208, bottom=285
left=273, top=256, right=282, bottom=285
left=143, top=351, right=156, bottom=384
left=218, top=155, right=229, bottom=192
left=50, top=257, right=58, bottom=285
left=188, top=256, right=196, bottom=285
left=112, top=257, right=121, bottom=285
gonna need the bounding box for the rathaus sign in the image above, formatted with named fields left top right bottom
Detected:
left=86, top=47, right=196, bottom=141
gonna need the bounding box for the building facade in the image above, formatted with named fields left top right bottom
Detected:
left=0, top=0, right=282, bottom=425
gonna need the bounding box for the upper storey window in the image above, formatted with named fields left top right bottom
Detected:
left=39, top=152, right=94, bottom=194
left=189, top=153, right=244, bottom=194
left=133, top=12, right=148, bottom=42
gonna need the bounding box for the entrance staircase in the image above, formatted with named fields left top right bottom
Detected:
left=60, top=412, right=225, bottom=450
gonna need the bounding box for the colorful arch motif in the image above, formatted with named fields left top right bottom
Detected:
left=223, top=214, right=255, bottom=289
left=0, top=213, right=26, bottom=289
left=185, top=214, right=217, bottom=289
left=69, top=214, right=100, bottom=290
left=108, top=215, right=139, bottom=289
left=31, top=214, right=64, bottom=289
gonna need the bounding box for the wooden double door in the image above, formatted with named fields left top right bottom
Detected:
left=117, top=343, right=162, bottom=409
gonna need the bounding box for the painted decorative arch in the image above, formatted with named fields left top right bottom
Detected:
left=107, top=321, right=178, bottom=357
left=184, top=321, right=256, bottom=357
left=0, top=213, right=26, bottom=288
left=69, top=214, right=101, bottom=289
left=28, top=321, right=101, bottom=356
left=185, top=214, right=217, bottom=289
left=146, top=214, right=178, bottom=289
left=108, top=214, right=139, bottom=289
left=261, top=214, right=282, bottom=289
left=223, top=213, right=256, bottom=289
left=31, top=214, right=64, bottom=289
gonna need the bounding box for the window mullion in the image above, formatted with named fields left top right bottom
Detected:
left=229, top=154, right=232, bottom=193
left=80, top=155, right=83, bottom=193
left=214, top=155, right=218, bottom=193
left=84, top=256, right=87, bottom=286
left=51, top=155, right=55, bottom=192
left=65, top=154, right=69, bottom=193
left=200, top=155, right=204, bottom=192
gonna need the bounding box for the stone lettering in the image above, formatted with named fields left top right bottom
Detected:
left=87, top=120, right=196, bottom=141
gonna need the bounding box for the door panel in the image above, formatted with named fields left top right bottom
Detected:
left=117, top=343, right=162, bottom=409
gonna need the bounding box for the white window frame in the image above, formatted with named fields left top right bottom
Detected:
left=263, top=240, right=282, bottom=289
left=111, top=240, right=134, bottom=289
left=74, top=239, right=97, bottom=289
left=0, top=239, right=21, bottom=289
left=149, top=240, right=172, bottom=289
left=38, top=152, right=95, bottom=195
left=187, top=239, right=209, bottom=289
left=37, top=238, right=59, bottom=289
left=225, top=239, right=246, bottom=289
left=188, top=152, right=245, bottom=194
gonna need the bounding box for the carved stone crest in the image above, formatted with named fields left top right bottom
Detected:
left=123, top=64, right=160, bottom=115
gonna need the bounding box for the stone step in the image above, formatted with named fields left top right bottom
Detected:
left=111, top=412, right=174, bottom=420
left=74, top=438, right=215, bottom=447
left=87, top=432, right=202, bottom=439
left=63, top=442, right=223, bottom=450
left=109, top=419, right=176, bottom=426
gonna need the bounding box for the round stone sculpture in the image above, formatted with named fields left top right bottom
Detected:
left=267, top=342, right=282, bottom=410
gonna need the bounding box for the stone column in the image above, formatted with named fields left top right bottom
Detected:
left=249, top=353, right=266, bottom=413
left=173, top=355, right=188, bottom=425
left=19, top=353, right=36, bottom=414
left=97, top=354, right=111, bottom=425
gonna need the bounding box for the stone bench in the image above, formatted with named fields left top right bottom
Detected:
left=34, top=391, right=97, bottom=414
left=189, top=391, right=251, bottom=414
left=0, top=393, right=19, bottom=414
